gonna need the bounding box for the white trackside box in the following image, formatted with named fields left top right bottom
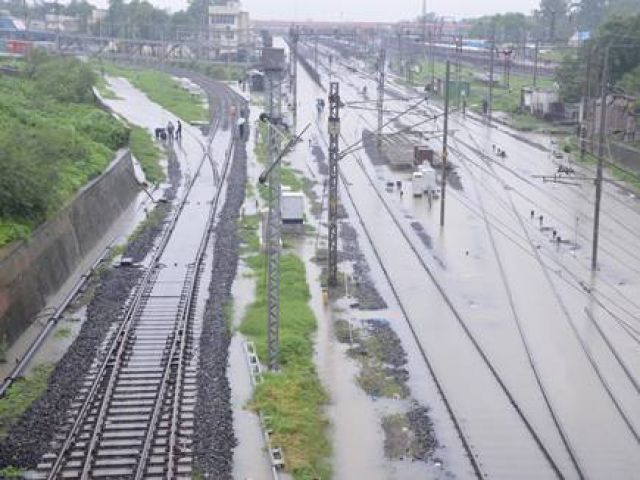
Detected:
left=281, top=191, right=304, bottom=224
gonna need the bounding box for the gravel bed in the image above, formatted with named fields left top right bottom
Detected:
left=410, top=221, right=433, bottom=249
left=339, top=223, right=387, bottom=310
left=345, top=318, right=410, bottom=398
left=405, top=403, right=439, bottom=462
left=0, top=150, right=181, bottom=470
left=192, top=123, right=247, bottom=478
left=311, top=144, right=328, bottom=176
left=382, top=402, right=439, bottom=462
left=0, top=267, right=142, bottom=469
left=362, top=129, right=390, bottom=166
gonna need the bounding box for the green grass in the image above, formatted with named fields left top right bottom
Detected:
left=0, top=466, right=24, bottom=478
left=94, top=73, right=119, bottom=100
left=166, top=60, right=245, bottom=82
left=98, top=62, right=208, bottom=122
left=54, top=327, right=72, bottom=339
left=410, top=59, right=556, bottom=127
left=129, top=125, right=165, bottom=184
left=539, top=48, right=575, bottom=63
left=254, top=121, right=304, bottom=196
left=0, top=363, right=54, bottom=438
left=564, top=137, right=640, bottom=192
left=238, top=215, right=331, bottom=479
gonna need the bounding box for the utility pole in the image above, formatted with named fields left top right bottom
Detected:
left=327, top=82, right=341, bottom=287
left=533, top=40, right=539, bottom=87
left=422, top=0, right=427, bottom=63
left=314, top=35, right=318, bottom=72
left=440, top=61, right=451, bottom=227
left=262, top=48, right=285, bottom=371
left=289, top=26, right=299, bottom=135
left=592, top=47, right=609, bottom=271
left=580, top=45, right=592, bottom=160
left=455, top=35, right=462, bottom=108
left=429, top=29, right=435, bottom=87
left=488, top=30, right=495, bottom=121
left=377, top=47, right=386, bottom=149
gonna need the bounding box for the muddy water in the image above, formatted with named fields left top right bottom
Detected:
left=276, top=37, right=471, bottom=477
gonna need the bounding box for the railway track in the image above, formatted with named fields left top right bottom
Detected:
left=314, top=51, right=640, bottom=476
left=34, top=85, right=242, bottom=479
left=312, top=112, right=566, bottom=479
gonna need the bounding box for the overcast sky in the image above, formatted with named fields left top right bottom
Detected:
left=131, top=0, right=540, bottom=21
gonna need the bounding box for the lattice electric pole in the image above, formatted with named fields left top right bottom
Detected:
left=261, top=48, right=285, bottom=371
left=327, top=82, right=341, bottom=287
left=377, top=48, right=386, bottom=149
left=289, top=26, right=299, bottom=135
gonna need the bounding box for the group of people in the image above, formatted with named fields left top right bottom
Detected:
left=154, top=120, right=182, bottom=142
left=492, top=144, right=507, bottom=158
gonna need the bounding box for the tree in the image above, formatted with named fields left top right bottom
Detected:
left=555, top=13, right=640, bottom=102
left=537, top=0, right=570, bottom=42
left=63, top=0, right=94, bottom=33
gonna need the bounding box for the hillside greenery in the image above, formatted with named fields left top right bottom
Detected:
left=0, top=53, right=129, bottom=248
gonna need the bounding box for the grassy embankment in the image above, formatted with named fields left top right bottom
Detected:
left=97, top=61, right=208, bottom=123
left=166, top=59, right=245, bottom=83
left=0, top=55, right=164, bottom=249
left=0, top=54, right=129, bottom=247
left=406, top=59, right=560, bottom=131
left=562, top=138, right=640, bottom=192
left=236, top=122, right=330, bottom=479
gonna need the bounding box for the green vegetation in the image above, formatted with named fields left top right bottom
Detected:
left=94, top=72, right=119, bottom=100
left=0, top=52, right=129, bottom=248
left=0, top=363, right=54, bottom=437
left=557, top=13, right=640, bottom=102
left=0, top=466, right=24, bottom=478
left=98, top=62, right=208, bottom=122
left=129, top=126, right=165, bottom=184
left=411, top=59, right=555, bottom=128
left=54, top=327, right=72, bottom=339
left=563, top=138, right=640, bottom=192
left=168, top=60, right=245, bottom=82
left=238, top=214, right=331, bottom=479
left=254, top=121, right=303, bottom=197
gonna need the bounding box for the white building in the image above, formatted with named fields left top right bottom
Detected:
left=208, top=0, right=250, bottom=58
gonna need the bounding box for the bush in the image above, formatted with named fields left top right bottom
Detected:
left=76, top=110, right=129, bottom=150
left=29, top=52, right=96, bottom=104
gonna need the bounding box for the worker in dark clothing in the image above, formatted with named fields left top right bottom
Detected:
left=176, top=120, right=182, bottom=141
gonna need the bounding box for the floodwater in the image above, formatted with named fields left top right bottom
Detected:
left=278, top=35, right=475, bottom=479
left=298, top=40, right=640, bottom=478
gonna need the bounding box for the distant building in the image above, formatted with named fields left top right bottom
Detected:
left=569, top=31, right=591, bottom=47
left=208, top=0, right=250, bottom=59
left=44, top=14, right=80, bottom=33
left=521, top=86, right=562, bottom=119
left=584, top=93, right=638, bottom=142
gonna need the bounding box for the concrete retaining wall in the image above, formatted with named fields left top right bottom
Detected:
left=0, top=149, right=139, bottom=346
